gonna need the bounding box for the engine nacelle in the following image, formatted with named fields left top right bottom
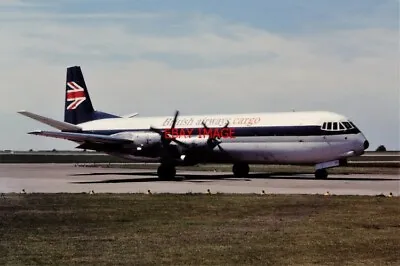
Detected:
left=111, top=132, right=216, bottom=152
left=111, top=131, right=161, bottom=147
left=175, top=136, right=211, bottom=148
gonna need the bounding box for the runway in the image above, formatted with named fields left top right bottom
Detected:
left=0, top=164, right=399, bottom=195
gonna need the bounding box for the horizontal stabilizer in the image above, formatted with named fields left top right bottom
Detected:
left=28, top=130, right=134, bottom=144
left=122, top=112, right=139, bottom=118
left=18, top=110, right=82, bottom=131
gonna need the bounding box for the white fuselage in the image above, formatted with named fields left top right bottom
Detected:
left=77, top=110, right=368, bottom=165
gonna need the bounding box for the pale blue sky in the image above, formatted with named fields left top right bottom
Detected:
left=4, top=0, right=396, bottom=29
left=0, top=0, right=398, bottom=150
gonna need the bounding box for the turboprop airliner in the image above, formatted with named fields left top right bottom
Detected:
left=18, top=66, right=370, bottom=180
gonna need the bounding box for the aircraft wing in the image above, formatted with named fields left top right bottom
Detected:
left=28, top=130, right=133, bottom=144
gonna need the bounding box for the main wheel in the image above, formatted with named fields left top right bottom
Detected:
left=232, top=163, right=250, bottom=177
left=315, top=169, right=328, bottom=179
left=157, top=164, right=176, bottom=180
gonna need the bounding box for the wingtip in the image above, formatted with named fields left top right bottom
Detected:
left=28, top=130, right=42, bottom=135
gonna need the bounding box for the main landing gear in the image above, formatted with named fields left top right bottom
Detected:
left=157, top=162, right=251, bottom=180
left=315, top=169, right=328, bottom=179
left=157, top=164, right=176, bottom=180
left=232, top=163, right=250, bottom=177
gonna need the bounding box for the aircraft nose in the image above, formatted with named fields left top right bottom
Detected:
left=363, top=140, right=369, bottom=150
left=355, top=133, right=369, bottom=155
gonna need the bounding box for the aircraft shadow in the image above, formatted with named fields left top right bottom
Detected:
left=70, top=171, right=400, bottom=184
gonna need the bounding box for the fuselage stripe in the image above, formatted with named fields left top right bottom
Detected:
left=80, top=125, right=360, bottom=137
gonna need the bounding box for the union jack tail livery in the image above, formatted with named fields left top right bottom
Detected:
left=64, top=66, right=119, bottom=125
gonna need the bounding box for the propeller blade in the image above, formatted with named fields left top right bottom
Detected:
left=213, top=121, right=230, bottom=140
left=216, top=142, right=233, bottom=159
left=171, top=110, right=179, bottom=129
left=206, top=138, right=220, bottom=149
left=202, top=120, right=231, bottom=143
left=217, top=144, right=223, bottom=152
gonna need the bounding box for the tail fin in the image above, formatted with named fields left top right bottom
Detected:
left=64, top=66, right=119, bottom=124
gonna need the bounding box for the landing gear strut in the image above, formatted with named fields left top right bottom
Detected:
left=157, top=164, right=176, bottom=180
left=315, top=169, right=328, bottom=179
left=232, top=163, right=250, bottom=177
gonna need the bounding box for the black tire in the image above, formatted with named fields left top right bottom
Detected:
left=157, top=164, right=176, bottom=180
left=232, top=163, right=250, bottom=177
left=315, top=169, right=328, bottom=179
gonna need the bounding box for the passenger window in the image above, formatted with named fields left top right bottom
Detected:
left=339, top=123, right=345, bottom=130
left=327, top=122, right=332, bottom=130
left=333, top=122, right=338, bottom=130
left=322, top=122, right=327, bottom=129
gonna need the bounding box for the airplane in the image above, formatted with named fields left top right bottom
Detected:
left=18, top=66, right=370, bottom=180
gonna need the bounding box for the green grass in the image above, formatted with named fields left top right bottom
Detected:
left=0, top=194, right=399, bottom=265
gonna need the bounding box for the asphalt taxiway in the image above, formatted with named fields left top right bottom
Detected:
left=0, top=164, right=399, bottom=195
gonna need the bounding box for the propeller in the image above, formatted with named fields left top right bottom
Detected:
left=149, top=110, right=232, bottom=160
left=149, top=110, right=189, bottom=149
left=201, top=120, right=230, bottom=151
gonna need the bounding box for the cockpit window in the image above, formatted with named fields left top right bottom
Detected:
left=342, top=122, right=352, bottom=129
left=321, top=121, right=354, bottom=131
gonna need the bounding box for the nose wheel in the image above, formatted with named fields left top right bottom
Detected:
left=232, top=163, right=250, bottom=177
left=315, top=169, right=328, bottom=179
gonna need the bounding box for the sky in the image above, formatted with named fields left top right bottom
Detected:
left=0, top=0, right=399, bottom=151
